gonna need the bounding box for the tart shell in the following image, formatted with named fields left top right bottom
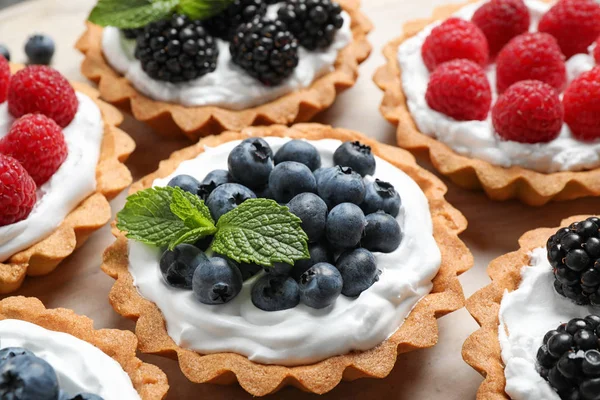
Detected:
left=0, top=296, right=169, bottom=399
left=102, top=123, right=473, bottom=396
left=0, top=66, right=135, bottom=294
left=372, top=0, right=600, bottom=207
left=75, top=0, right=372, bottom=141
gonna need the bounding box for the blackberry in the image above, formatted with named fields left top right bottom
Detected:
left=548, top=217, right=600, bottom=305
left=278, top=0, right=344, bottom=50
left=537, top=316, right=600, bottom=399
left=230, top=18, right=299, bottom=86
left=203, top=0, right=267, bottom=41
left=134, top=14, right=218, bottom=83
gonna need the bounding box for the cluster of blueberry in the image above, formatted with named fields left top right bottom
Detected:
left=0, top=347, right=103, bottom=400
left=160, top=139, right=403, bottom=312
left=0, top=34, right=55, bottom=65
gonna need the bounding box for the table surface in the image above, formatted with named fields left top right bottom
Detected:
left=2, top=0, right=599, bottom=399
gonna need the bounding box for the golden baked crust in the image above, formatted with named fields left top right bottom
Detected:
left=372, top=0, right=600, bottom=206
left=462, top=215, right=587, bottom=399
left=102, top=123, right=473, bottom=396
left=0, top=296, right=168, bottom=399
left=75, top=0, right=372, bottom=141
left=0, top=70, right=135, bottom=294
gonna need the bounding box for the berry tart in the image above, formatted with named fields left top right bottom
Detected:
left=77, top=0, right=371, bottom=140
left=101, top=123, right=472, bottom=395
left=0, top=61, right=134, bottom=293
left=0, top=296, right=168, bottom=399
left=374, top=0, right=600, bottom=206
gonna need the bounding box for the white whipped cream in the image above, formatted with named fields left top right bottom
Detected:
left=0, top=319, right=140, bottom=399
left=101, top=5, right=352, bottom=110
left=397, top=0, right=600, bottom=173
left=127, top=137, right=442, bottom=366
left=0, top=93, right=104, bottom=262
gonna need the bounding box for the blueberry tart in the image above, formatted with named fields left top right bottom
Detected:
left=102, top=123, right=472, bottom=395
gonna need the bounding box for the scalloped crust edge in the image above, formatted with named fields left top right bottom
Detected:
left=0, top=296, right=169, bottom=399
left=372, top=0, right=600, bottom=207
left=462, top=215, right=588, bottom=399
left=101, top=123, right=473, bottom=396
left=0, top=74, right=135, bottom=294
left=75, top=0, right=372, bottom=141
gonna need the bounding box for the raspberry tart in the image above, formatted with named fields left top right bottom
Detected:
left=102, top=123, right=472, bottom=395
left=0, top=62, right=134, bottom=293
left=374, top=0, right=600, bottom=206
left=77, top=0, right=371, bottom=140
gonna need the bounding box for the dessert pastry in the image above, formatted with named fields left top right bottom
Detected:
left=0, top=62, right=134, bottom=293
left=77, top=0, right=372, bottom=140
left=0, top=296, right=168, bottom=399
left=102, top=123, right=472, bottom=395
left=463, top=215, right=600, bottom=399
left=374, top=0, right=600, bottom=206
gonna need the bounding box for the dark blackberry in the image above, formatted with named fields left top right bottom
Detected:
left=203, top=0, right=267, bottom=41
left=278, top=0, right=344, bottom=50
left=230, top=18, right=299, bottom=86
left=548, top=217, right=600, bottom=305
left=122, top=28, right=144, bottom=40
left=134, top=14, right=218, bottom=83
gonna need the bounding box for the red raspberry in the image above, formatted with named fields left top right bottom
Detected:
left=492, top=80, right=564, bottom=143
left=8, top=66, right=78, bottom=127
left=421, top=18, right=489, bottom=71
left=471, top=0, right=530, bottom=56
left=0, top=56, right=9, bottom=104
left=0, top=154, right=36, bottom=227
left=496, top=32, right=567, bottom=93
left=538, top=0, right=600, bottom=58
left=0, top=114, right=68, bottom=185
left=594, top=36, right=600, bottom=64
left=426, top=59, right=492, bottom=121
left=563, top=67, right=600, bottom=141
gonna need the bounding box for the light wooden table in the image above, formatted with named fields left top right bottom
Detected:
left=1, top=1, right=598, bottom=399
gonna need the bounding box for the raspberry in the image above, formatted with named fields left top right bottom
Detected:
left=425, top=59, right=492, bottom=121
left=0, top=56, right=9, bottom=104
left=8, top=66, right=78, bottom=127
left=594, top=36, right=600, bottom=64
left=421, top=18, right=489, bottom=72
left=471, top=0, right=530, bottom=56
left=496, top=32, right=567, bottom=93
left=563, top=67, right=600, bottom=141
left=539, top=0, right=600, bottom=58
left=0, top=154, right=36, bottom=227
left=0, top=114, right=68, bottom=185
left=492, top=81, right=563, bottom=143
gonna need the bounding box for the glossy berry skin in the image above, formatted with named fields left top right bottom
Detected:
left=269, top=161, right=317, bottom=203
left=361, top=179, right=401, bottom=217
left=193, top=257, right=243, bottom=304
left=0, top=347, right=33, bottom=362
left=317, top=166, right=366, bottom=208
left=471, top=0, right=530, bottom=56
left=274, top=140, right=321, bottom=171
left=251, top=275, right=300, bottom=311
left=25, top=34, right=55, bottom=65
left=333, top=141, right=376, bottom=177
left=0, top=353, right=59, bottom=400
left=159, top=244, right=208, bottom=289
left=227, top=138, right=274, bottom=189
left=198, top=169, right=232, bottom=200
left=563, top=67, right=600, bottom=141
left=299, top=262, right=343, bottom=309
left=287, top=192, right=328, bottom=243
left=326, top=203, right=366, bottom=249
left=0, top=45, right=10, bottom=61
left=206, top=183, right=256, bottom=221
left=336, top=248, right=379, bottom=297
left=203, top=0, right=267, bottom=40
left=0, top=55, right=9, bottom=103
left=167, top=174, right=201, bottom=196
left=362, top=212, right=403, bottom=254
left=292, top=241, right=334, bottom=281
left=0, top=154, right=37, bottom=227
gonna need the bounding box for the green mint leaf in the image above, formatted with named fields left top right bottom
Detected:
left=177, top=0, right=234, bottom=20
left=211, top=199, right=310, bottom=267
left=88, top=0, right=179, bottom=29
left=170, top=226, right=216, bottom=249
left=170, top=188, right=215, bottom=228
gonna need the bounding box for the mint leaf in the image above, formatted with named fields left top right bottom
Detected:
left=211, top=199, right=310, bottom=267
left=88, top=0, right=179, bottom=29
left=170, top=188, right=215, bottom=228
left=177, top=0, right=234, bottom=19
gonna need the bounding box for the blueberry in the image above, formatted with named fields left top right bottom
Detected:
left=0, top=45, right=9, bottom=61
left=362, top=212, right=403, bottom=253
left=254, top=185, right=275, bottom=200
left=237, top=262, right=263, bottom=281
left=160, top=244, right=208, bottom=289
left=267, top=262, right=293, bottom=277
left=251, top=275, right=300, bottom=311
left=317, top=166, right=365, bottom=208
left=313, top=167, right=334, bottom=185
left=24, top=34, right=55, bottom=65
left=361, top=179, right=401, bottom=217
left=0, top=347, right=34, bottom=363
left=192, top=257, right=243, bottom=304
left=198, top=169, right=232, bottom=200
left=227, top=138, right=274, bottom=189
left=583, top=350, right=600, bottom=377
left=269, top=161, right=317, bottom=203
left=287, top=193, right=327, bottom=243
left=336, top=248, right=380, bottom=297
left=547, top=333, right=574, bottom=358
left=292, top=241, right=334, bottom=281
left=326, top=203, right=366, bottom=249
left=333, top=141, right=376, bottom=177
left=581, top=378, right=600, bottom=399
left=167, top=174, right=201, bottom=196
left=274, top=140, right=321, bottom=171
left=0, top=353, right=59, bottom=400
left=68, top=394, right=104, bottom=400
left=299, top=262, right=343, bottom=309
left=206, top=183, right=256, bottom=221
left=537, top=345, right=557, bottom=369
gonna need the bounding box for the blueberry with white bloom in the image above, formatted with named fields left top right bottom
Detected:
left=326, top=203, right=366, bottom=249
left=336, top=248, right=380, bottom=297
left=293, top=241, right=334, bottom=281
left=198, top=169, right=232, bottom=200
left=193, top=257, right=243, bottom=304
left=167, top=174, right=201, bottom=196
left=206, top=183, right=256, bottom=221
left=160, top=244, right=208, bottom=289
left=299, top=262, right=343, bottom=309
left=362, top=212, right=403, bottom=253
left=361, top=179, right=401, bottom=217
left=251, top=275, right=300, bottom=311
left=274, top=140, right=321, bottom=171
left=317, top=166, right=365, bottom=208
left=0, top=353, right=59, bottom=400
left=287, top=192, right=327, bottom=242
left=333, top=141, right=376, bottom=177
left=227, top=138, right=273, bottom=189
left=269, top=161, right=317, bottom=203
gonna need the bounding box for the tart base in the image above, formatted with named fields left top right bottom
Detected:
left=102, top=123, right=473, bottom=396
left=75, top=0, right=372, bottom=141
